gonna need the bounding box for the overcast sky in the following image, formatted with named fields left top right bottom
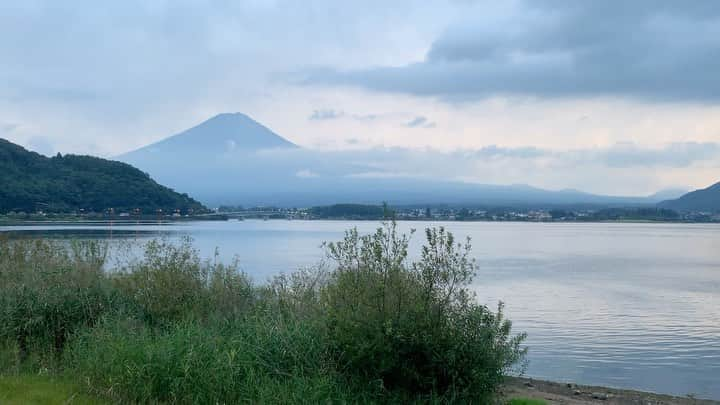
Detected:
left=1, top=0, right=719, bottom=195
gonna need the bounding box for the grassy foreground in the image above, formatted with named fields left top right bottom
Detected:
left=0, top=222, right=527, bottom=403
left=0, top=375, right=547, bottom=405
left=507, top=399, right=547, bottom=405
left=0, top=374, right=104, bottom=404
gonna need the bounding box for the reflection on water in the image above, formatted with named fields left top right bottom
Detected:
left=2, top=220, right=719, bottom=399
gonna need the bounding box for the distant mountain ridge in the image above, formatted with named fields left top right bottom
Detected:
left=0, top=138, right=205, bottom=214
left=117, top=113, right=681, bottom=208
left=647, top=188, right=689, bottom=202
left=659, top=182, right=720, bottom=212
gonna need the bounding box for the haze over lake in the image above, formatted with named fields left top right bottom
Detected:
left=2, top=220, right=719, bottom=399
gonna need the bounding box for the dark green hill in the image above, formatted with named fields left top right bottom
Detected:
left=658, top=182, right=720, bottom=212
left=0, top=138, right=206, bottom=214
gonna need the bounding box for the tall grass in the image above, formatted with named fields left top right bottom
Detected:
left=0, top=238, right=117, bottom=366
left=67, top=316, right=342, bottom=403
left=0, top=223, right=527, bottom=403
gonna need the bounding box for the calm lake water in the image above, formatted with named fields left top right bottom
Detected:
left=2, top=220, right=719, bottom=399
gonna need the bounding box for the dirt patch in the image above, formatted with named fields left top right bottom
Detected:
left=504, top=377, right=719, bottom=405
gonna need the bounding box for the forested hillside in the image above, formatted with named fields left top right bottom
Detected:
left=0, top=138, right=205, bottom=214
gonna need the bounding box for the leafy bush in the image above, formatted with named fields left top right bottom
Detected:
left=114, top=237, right=254, bottom=325
left=206, top=255, right=255, bottom=320
left=322, top=222, right=527, bottom=401
left=263, top=266, right=328, bottom=320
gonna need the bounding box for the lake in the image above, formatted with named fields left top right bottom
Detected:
left=2, top=220, right=719, bottom=399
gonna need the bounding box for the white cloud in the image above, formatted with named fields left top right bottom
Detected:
left=295, top=169, right=320, bottom=178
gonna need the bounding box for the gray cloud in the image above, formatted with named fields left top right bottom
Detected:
left=405, top=116, right=436, bottom=128
left=302, top=0, right=720, bottom=102
left=308, top=109, right=385, bottom=122
left=596, top=142, right=720, bottom=168
left=462, top=142, right=720, bottom=169
left=309, top=109, right=344, bottom=120
left=470, top=145, right=545, bottom=159
left=261, top=141, right=720, bottom=180
left=351, top=113, right=379, bottom=122
left=1, top=123, right=18, bottom=133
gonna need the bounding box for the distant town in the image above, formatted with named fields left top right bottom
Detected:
left=214, top=204, right=720, bottom=223
left=2, top=203, right=719, bottom=224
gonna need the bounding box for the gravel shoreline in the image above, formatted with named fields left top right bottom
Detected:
left=504, top=377, right=719, bottom=405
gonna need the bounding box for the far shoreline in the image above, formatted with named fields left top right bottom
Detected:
left=2, top=216, right=720, bottom=226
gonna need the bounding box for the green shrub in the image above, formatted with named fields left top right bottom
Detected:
left=114, top=238, right=255, bottom=325
left=263, top=266, right=328, bottom=321
left=321, top=222, right=527, bottom=401
left=206, top=255, right=255, bottom=320
left=114, top=237, right=208, bottom=325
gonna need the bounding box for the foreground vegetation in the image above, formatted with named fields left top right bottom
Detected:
left=0, top=374, right=548, bottom=405
left=0, top=222, right=526, bottom=403
left=0, top=374, right=104, bottom=404
left=507, top=400, right=547, bottom=405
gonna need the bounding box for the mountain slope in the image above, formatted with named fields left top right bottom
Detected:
left=658, top=182, right=720, bottom=212
left=119, top=113, right=296, bottom=162
left=0, top=138, right=205, bottom=214
left=646, top=188, right=689, bottom=202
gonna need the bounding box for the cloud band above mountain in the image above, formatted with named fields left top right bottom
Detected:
left=300, top=0, right=720, bottom=103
